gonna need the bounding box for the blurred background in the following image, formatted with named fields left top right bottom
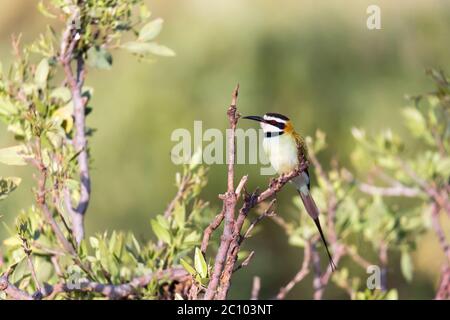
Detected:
left=1, top=0, right=449, bottom=299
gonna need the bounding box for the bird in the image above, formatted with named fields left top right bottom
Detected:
left=243, top=112, right=337, bottom=271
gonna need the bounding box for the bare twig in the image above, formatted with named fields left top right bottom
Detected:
left=1, top=267, right=189, bottom=300
left=233, top=251, right=255, bottom=273
left=359, top=183, right=421, bottom=197
left=21, top=237, right=42, bottom=297
left=313, top=243, right=345, bottom=300
left=0, top=276, right=32, bottom=300
left=45, top=267, right=189, bottom=300
left=201, top=205, right=225, bottom=254
left=312, top=242, right=322, bottom=300
left=164, top=175, right=190, bottom=219
left=344, top=246, right=373, bottom=270
left=51, top=256, right=64, bottom=278
left=379, top=241, right=388, bottom=292
left=276, top=241, right=311, bottom=300
left=435, top=264, right=450, bottom=300
left=308, top=149, right=338, bottom=244
left=430, top=203, right=450, bottom=263
left=251, top=276, right=261, bottom=300
left=242, top=199, right=276, bottom=242
left=235, top=175, right=248, bottom=199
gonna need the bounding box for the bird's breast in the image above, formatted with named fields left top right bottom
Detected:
left=263, top=135, right=299, bottom=174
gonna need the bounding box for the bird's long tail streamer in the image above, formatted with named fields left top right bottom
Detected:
left=298, top=190, right=337, bottom=271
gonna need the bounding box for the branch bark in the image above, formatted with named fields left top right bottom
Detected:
left=1, top=267, right=188, bottom=300
left=435, top=264, right=450, bottom=300
left=59, top=8, right=90, bottom=244
left=203, top=85, right=240, bottom=300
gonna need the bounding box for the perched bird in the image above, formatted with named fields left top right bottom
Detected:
left=243, top=112, right=336, bottom=271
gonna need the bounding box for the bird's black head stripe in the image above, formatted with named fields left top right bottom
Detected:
left=265, top=112, right=290, bottom=121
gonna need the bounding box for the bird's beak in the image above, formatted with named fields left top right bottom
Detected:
left=242, top=115, right=265, bottom=123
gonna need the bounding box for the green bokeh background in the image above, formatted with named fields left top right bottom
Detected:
left=1, top=0, right=449, bottom=299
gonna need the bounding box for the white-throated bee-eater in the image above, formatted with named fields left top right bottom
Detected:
left=243, top=113, right=337, bottom=271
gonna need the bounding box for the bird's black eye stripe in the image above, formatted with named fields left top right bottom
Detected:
left=268, top=120, right=285, bottom=129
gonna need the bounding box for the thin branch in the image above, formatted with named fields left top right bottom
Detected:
left=45, top=267, right=189, bottom=300
left=1, top=267, right=189, bottom=300
left=235, top=175, right=248, bottom=199
left=233, top=251, right=255, bottom=273
left=344, top=246, right=373, bottom=270
left=435, top=264, right=450, bottom=300
left=33, top=140, right=76, bottom=255
left=313, top=243, right=345, bottom=300
left=312, top=242, right=323, bottom=300
left=163, top=175, right=190, bottom=219
left=308, top=147, right=338, bottom=244
left=359, top=183, right=421, bottom=197
left=276, top=241, right=311, bottom=300
left=201, top=205, right=225, bottom=254
left=251, top=276, right=261, bottom=300
left=51, top=256, right=64, bottom=278
left=242, top=199, right=276, bottom=242
left=379, top=241, right=388, bottom=292
left=0, top=276, right=32, bottom=300
left=430, top=203, right=450, bottom=263
left=20, top=237, right=42, bottom=298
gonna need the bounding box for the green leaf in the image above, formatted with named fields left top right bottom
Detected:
left=400, top=250, right=414, bottom=282
left=51, top=102, right=74, bottom=133
left=351, top=127, right=366, bottom=142
left=89, top=236, right=99, bottom=248
left=35, top=59, right=49, bottom=87
left=138, top=18, right=163, bottom=42
left=194, top=247, right=208, bottom=278
left=121, top=41, right=152, bottom=55
left=156, top=215, right=170, bottom=230
left=385, top=289, right=398, bottom=300
left=0, top=96, right=19, bottom=117
left=37, top=1, right=56, bottom=18
left=3, top=235, right=22, bottom=247
left=180, top=258, right=196, bottom=275
left=131, top=234, right=141, bottom=253
left=139, top=4, right=151, bottom=20
left=87, top=46, right=113, bottom=70
left=436, top=157, right=450, bottom=177
left=402, top=107, right=426, bottom=136
left=50, top=87, right=72, bottom=102
left=145, top=43, right=176, bottom=57
left=174, top=293, right=184, bottom=300
left=121, top=41, right=175, bottom=57
left=189, top=147, right=202, bottom=170
left=0, top=145, right=29, bottom=166
left=173, top=203, right=186, bottom=229
left=150, top=219, right=171, bottom=244
left=184, top=231, right=200, bottom=243
left=0, top=177, right=21, bottom=200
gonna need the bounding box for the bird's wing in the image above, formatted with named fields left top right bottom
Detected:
left=293, top=131, right=308, bottom=165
